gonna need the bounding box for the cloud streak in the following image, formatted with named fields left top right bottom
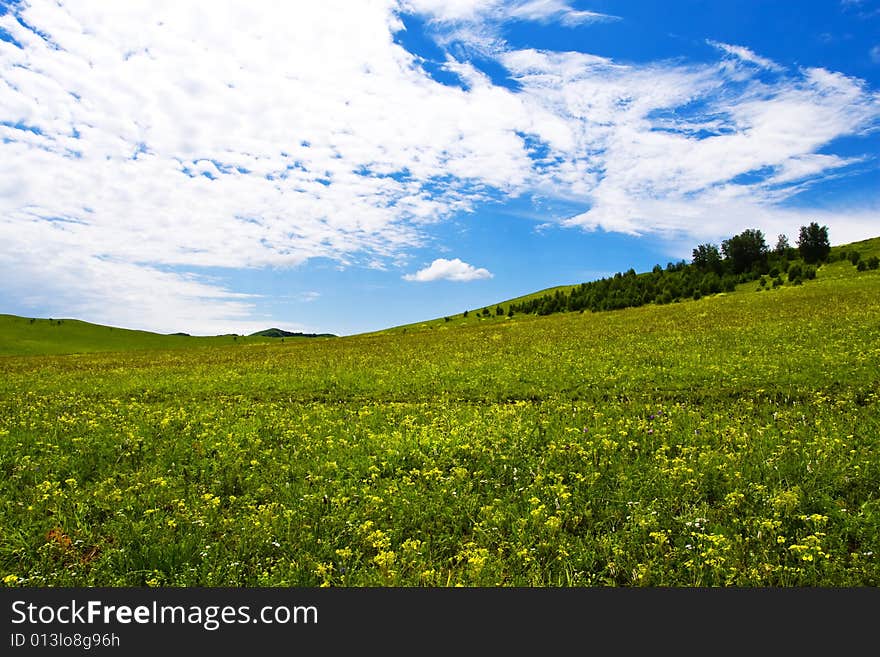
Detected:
left=403, top=0, right=617, bottom=26
left=707, top=40, right=785, bottom=72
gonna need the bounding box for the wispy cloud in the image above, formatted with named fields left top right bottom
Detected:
left=497, top=47, right=880, bottom=242
left=840, top=0, right=880, bottom=19
left=296, top=291, right=322, bottom=303
left=403, top=0, right=617, bottom=26
left=505, top=1, right=618, bottom=26
left=403, top=258, right=493, bottom=282
left=402, top=0, right=617, bottom=57
left=707, top=40, right=785, bottom=72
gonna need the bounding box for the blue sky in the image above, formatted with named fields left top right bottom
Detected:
left=1, top=0, right=879, bottom=335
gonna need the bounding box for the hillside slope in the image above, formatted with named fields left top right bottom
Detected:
left=3, top=236, right=877, bottom=353
left=374, top=235, right=880, bottom=336
left=0, top=315, right=284, bottom=356
left=1, top=252, right=878, bottom=586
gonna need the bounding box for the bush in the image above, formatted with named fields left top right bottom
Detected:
left=857, top=261, right=868, bottom=272
left=804, top=266, right=817, bottom=280
left=772, top=277, right=783, bottom=288
left=700, top=272, right=722, bottom=295
left=867, top=256, right=879, bottom=270
left=787, top=263, right=803, bottom=282
left=849, top=251, right=861, bottom=265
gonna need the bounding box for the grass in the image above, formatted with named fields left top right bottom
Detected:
left=0, top=245, right=878, bottom=586
left=0, top=315, right=332, bottom=357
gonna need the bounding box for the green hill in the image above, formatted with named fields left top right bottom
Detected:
left=1, top=241, right=879, bottom=586
left=3, top=236, right=877, bottom=354
left=0, top=315, right=283, bottom=357
left=375, top=235, right=880, bottom=336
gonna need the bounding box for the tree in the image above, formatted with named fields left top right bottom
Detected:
left=692, top=243, right=722, bottom=273
left=774, top=234, right=790, bottom=255
left=797, top=222, right=830, bottom=264
left=721, top=228, right=768, bottom=274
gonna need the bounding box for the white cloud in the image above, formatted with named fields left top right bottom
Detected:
left=403, top=258, right=493, bottom=281
left=498, top=47, right=880, bottom=239
left=0, top=1, right=878, bottom=332
left=403, top=0, right=617, bottom=26
left=707, top=40, right=785, bottom=72
left=505, top=1, right=617, bottom=26
left=871, top=45, right=880, bottom=63
left=0, top=0, right=530, bottom=330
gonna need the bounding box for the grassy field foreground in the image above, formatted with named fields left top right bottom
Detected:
left=1, top=263, right=879, bottom=586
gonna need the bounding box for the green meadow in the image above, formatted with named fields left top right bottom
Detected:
left=1, top=242, right=879, bottom=586
left=0, top=315, right=333, bottom=357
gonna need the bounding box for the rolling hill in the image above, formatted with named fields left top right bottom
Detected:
left=1, top=235, right=878, bottom=586
left=375, top=235, right=880, bottom=335
left=0, top=316, right=332, bottom=357
left=1, top=236, right=878, bottom=355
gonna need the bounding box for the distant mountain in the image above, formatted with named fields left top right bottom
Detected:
left=249, top=328, right=337, bottom=338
